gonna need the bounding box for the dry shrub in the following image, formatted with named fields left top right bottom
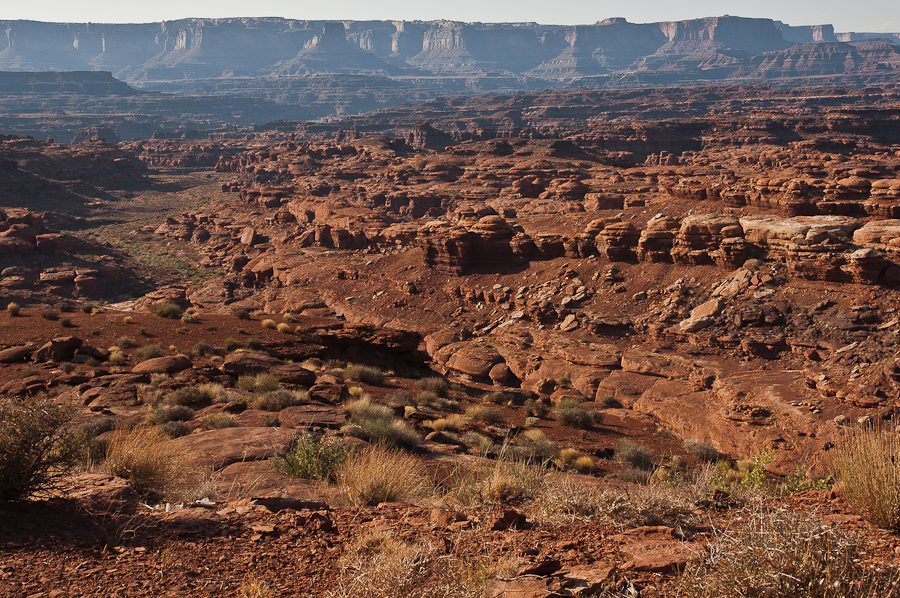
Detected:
left=261, top=319, right=277, bottom=329
left=239, top=580, right=273, bottom=598
left=343, top=364, right=385, bottom=385
left=416, top=376, right=449, bottom=396
left=103, top=427, right=211, bottom=502
left=328, top=531, right=487, bottom=598
left=679, top=506, right=900, bottom=598
left=339, top=444, right=431, bottom=506
left=237, top=373, right=281, bottom=393
left=682, top=438, right=722, bottom=462
left=0, top=396, right=82, bottom=500
left=344, top=397, right=420, bottom=450
left=517, top=429, right=555, bottom=460
left=150, top=302, right=183, bottom=319
left=834, top=425, right=900, bottom=531
left=202, top=412, right=237, bottom=429
left=536, top=479, right=695, bottom=528
left=466, top=405, right=505, bottom=425
left=134, top=345, right=166, bottom=361
left=615, top=439, right=654, bottom=470
left=6, top=302, right=21, bottom=316
left=445, top=451, right=546, bottom=506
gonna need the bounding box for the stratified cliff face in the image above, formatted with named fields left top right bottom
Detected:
left=0, top=16, right=898, bottom=131
left=1, top=16, right=897, bottom=84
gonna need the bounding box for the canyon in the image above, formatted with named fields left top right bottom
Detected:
left=2, top=14, right=900, bottom=598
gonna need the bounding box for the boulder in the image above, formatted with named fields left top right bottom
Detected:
left=221, top=353, right=316, bottom=385
left=34, top=336, right=82, bottom=362
left=131, top=355, right=193, bottom=374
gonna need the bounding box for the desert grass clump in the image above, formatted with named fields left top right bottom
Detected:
left=250, top=389, right=308, bottom=411
left=239, top=580, right=272, bottom=598
left=483, top=391, right=508, bottom=405
left=465, top=405, right=505, bottom=425
left=344, top=397, right=420, bottom=450
left=107, top=350, right=126, bottom=364
left=682, top=438, right=722, bottom=463
left=331, top=531, right=488, bottom=598
left=0, top=396, right=82, bottom=500
left=416, top=376, right=449, bottom=397
left=276, top=322, right=292, bottom=333
left=237, top=372, right=281, bottom=393
left=678, top=506, right=900, bottom=598
left=338, top=444, right=431, bottom=506
left=6, top=302, right=21, bottom=316
left=163, top=386, right=209, bottom=407
left=446, top=452, right=546, bottom=506
left=40, top=308, right=58, bottom=321
left=116, top=336, right=138, bottom=349
left=523, top=398, right=551, bottom=419
left=150, top=302, right=183, bottom=319
left=555, top=404, right=597, bottom=429
left=103, top=427, right=210, bottom=502
left=271, top=432, right=347, bottom=482
left=834, top=425, right=900, bottom=531
left=224, top=337, right=242, bottom=351
left=147, top=404, right=195, bottom=425
left=517, top=429, right=555, bottom=460
left=615, top=439, right=654, bottom=471
left=424, top=413, right=467, bottom=433
left=134, top=345, right=166, bottom=361
left=536, top=479, right=695, bottom=528
left=343, top=364, right=386, bottom=385
left=261, top=318, right=277, bottom=329
left=122, top=315, right=134, bottom=324
left=203, top=412, right=237, bottom=429
left=181, top=312, right=200, bottom=324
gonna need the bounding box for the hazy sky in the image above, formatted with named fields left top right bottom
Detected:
left=1, top=0, right=897, bottom=32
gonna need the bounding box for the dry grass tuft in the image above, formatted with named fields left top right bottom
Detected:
left=445, top=451, right=546, bottom=506
left=536, top=478, right=695, bottom=528
left=103, top=427, right=212, bottom=502
left=338, top=444, right=431, bottom=506
left=329, top=531, right=488, bottom=598
left=679, top=506, right=900, bottom=598
left=834, top=425, right=900, bottom=531
left=239, top=580, right=273, bottom=598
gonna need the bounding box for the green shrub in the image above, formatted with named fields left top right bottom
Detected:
left=54, top=302, right=73, bottom=313
left=224, top=338, right=242, bottom=351
left=134, top=345, right=166, bottom=361
left=59, top=317, right=72, bottom=328
left=271, top=432, right=347, bottom=482
left=40, top=308, right=58, bottom=321
left=343, top=364, right=385, bottom=385
left=81, top=302, right=95, bottom=314
left=616, top=440, right=654, bottom=471
left=246, top=337, right=263, bottom=350
left=150, top=302, right=183, bottom=319
left=233, top=309, right=250, bottom=320
left=0, top=396, right=82, bottom=500
left=556, top=396, right=582, bottom=409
